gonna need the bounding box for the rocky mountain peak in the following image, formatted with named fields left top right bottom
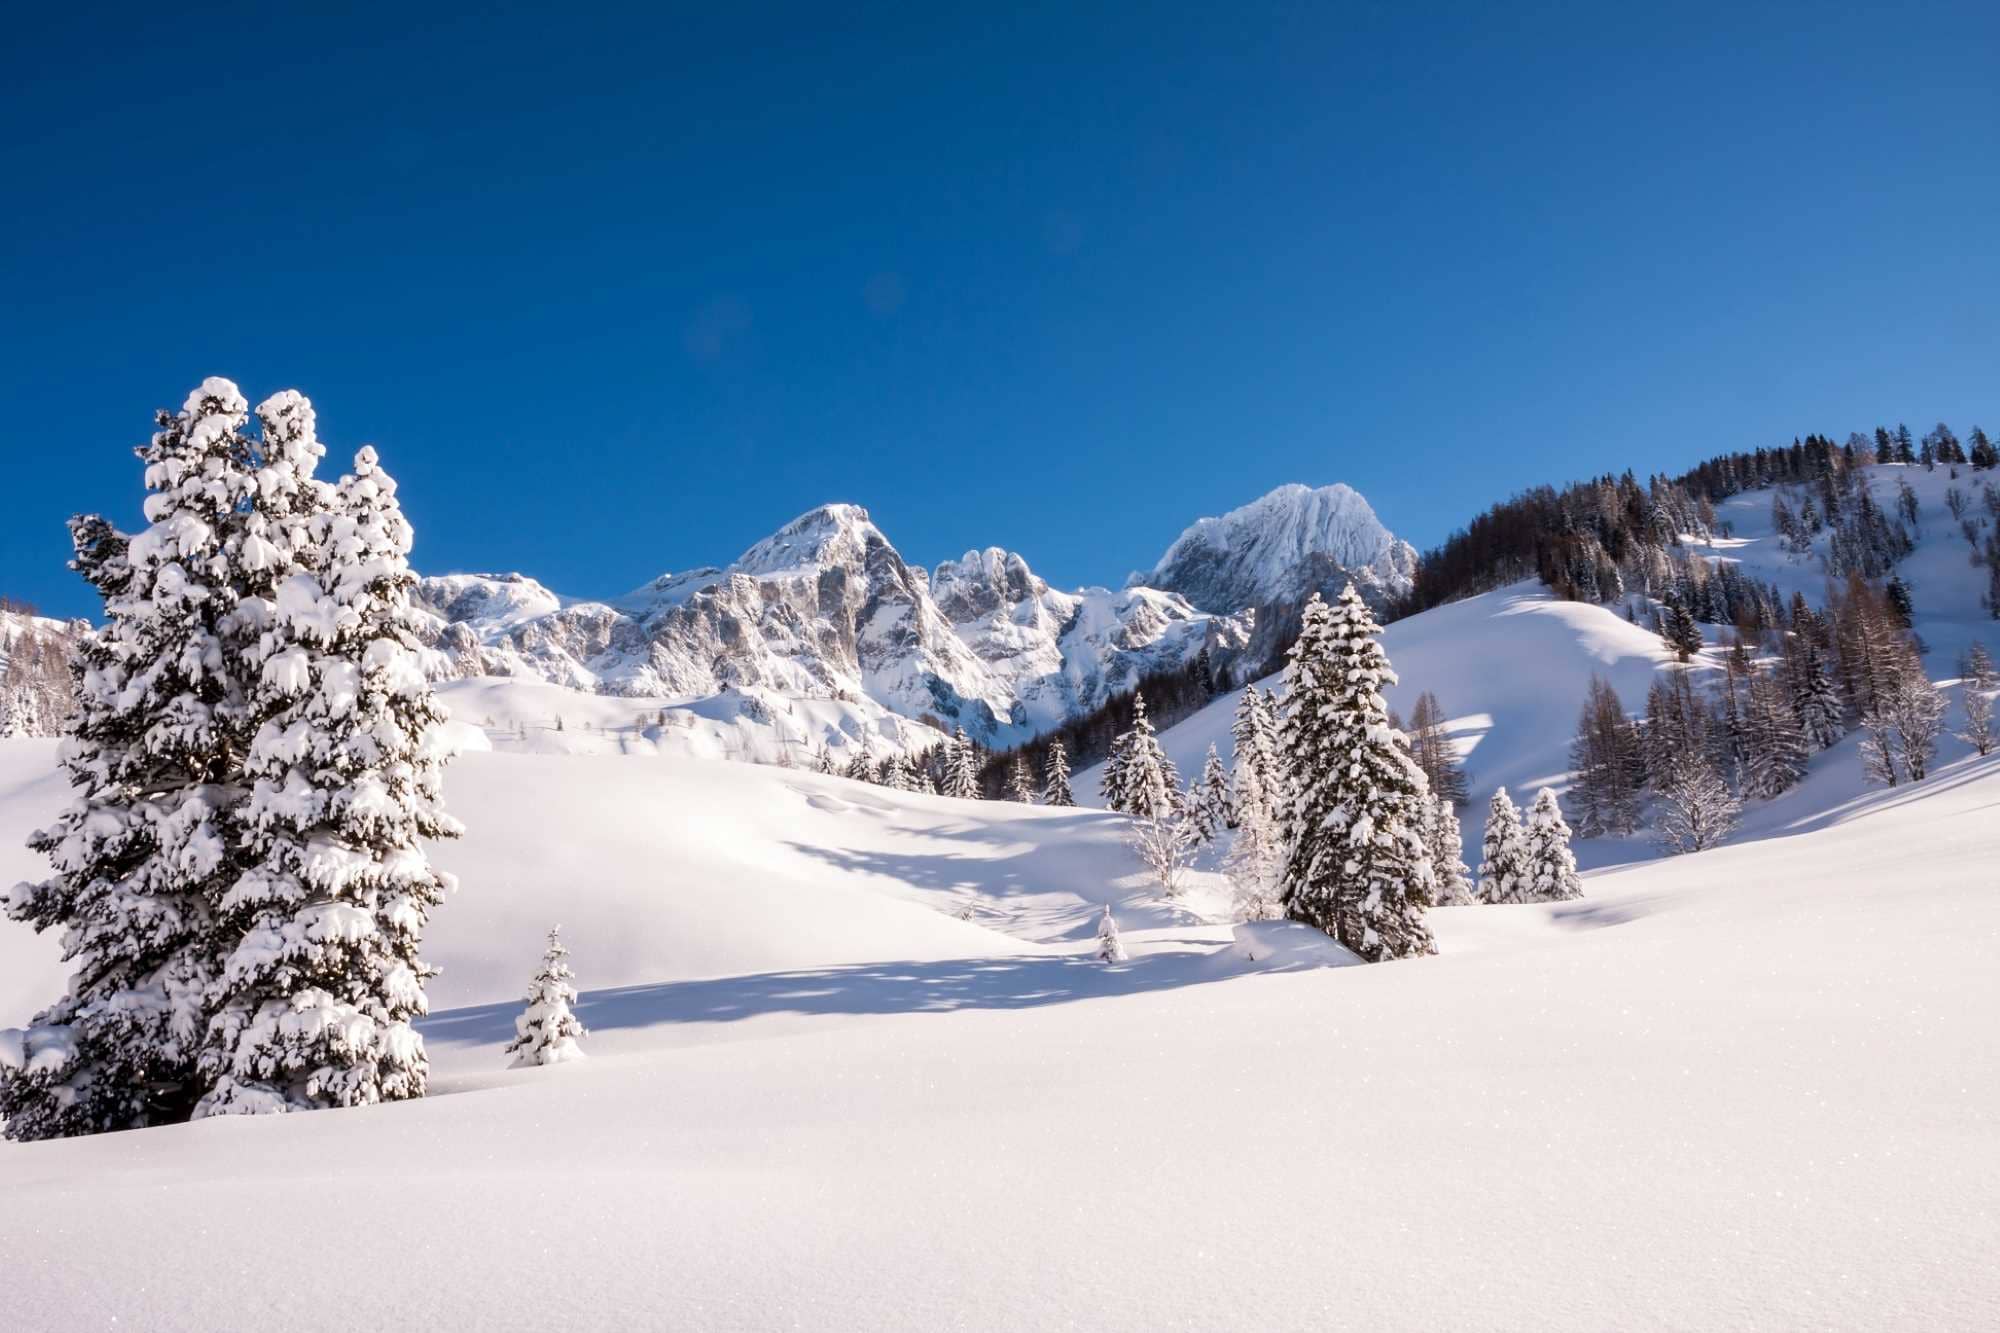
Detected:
left=1143, top=482, right=1416, bottom=613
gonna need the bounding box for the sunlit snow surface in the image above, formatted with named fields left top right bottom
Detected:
left=1, top=463, right=1996, bottom=1329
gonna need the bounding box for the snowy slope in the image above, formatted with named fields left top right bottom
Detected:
left=1105, top=463, right=1999, bottom=867
left=1, top=734, right=1995, bottom=1329
left=0, top=739, right=1229, bottom=1035
left=0, top=740, right=64, bottom=1027
left=1085, top=582, right=1691, bottom=841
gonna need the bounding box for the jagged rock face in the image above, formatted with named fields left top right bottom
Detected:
left=414, top=482, right=1399, bottom=744
left=416, top=506, right=1012, bottom=737
left=931, top=547, right=1248, bottom=735
left=1144, top=482, right=1417, bottom=613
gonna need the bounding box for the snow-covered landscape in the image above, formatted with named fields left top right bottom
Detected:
left=4, top=397, right=1998, bottom=1328
left=6, top=9, right=1999, bottom=1327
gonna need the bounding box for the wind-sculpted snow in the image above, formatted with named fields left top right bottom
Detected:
left=1144, top=481, right=1418, bottom=614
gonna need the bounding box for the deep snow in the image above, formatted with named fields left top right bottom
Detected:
left=2, top=738, right=1996, bottom=1330
left=3, top=461, right=1996, bottom=1330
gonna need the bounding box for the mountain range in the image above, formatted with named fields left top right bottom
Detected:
left=414, top=483, right=1414, bottom=746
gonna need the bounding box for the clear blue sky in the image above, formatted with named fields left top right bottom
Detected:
left=4, top=1, right=1996, bottom=618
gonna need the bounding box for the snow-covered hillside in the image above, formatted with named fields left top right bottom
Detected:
left=1105, top=462, right=1999, bottom=867
left=2, top=730, right=1995, bottom=1329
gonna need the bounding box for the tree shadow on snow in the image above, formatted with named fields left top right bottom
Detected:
left=420, top=948, right=1252, bottom=1050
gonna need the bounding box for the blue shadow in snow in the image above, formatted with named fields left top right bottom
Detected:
left=420, top=947, right=1255, bottom=1050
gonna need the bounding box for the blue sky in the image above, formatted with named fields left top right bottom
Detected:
left=3, top=1, right=1996, bottom=618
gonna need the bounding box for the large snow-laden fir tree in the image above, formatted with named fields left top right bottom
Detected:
left=504, top=926, right=588, bottom=1068
left=197, top=444, right=462, bottom=1116
left=0, top=382, right=262, bottom=1139
left=1522, top=788, right=1584, bottom=902
left=1275, top=586, right=1437, bottom=961
left=1476, top=787, right=1533, bottom=905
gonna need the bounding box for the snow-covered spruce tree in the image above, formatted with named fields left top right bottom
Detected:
left=1098, top=728, right=1131, bottom=812
left=0, top=382, right=262, bottom=1140
left=1007, top=753, right=1037, bottom=804
left=504, top=926, right=587, bottom=1068
left=1522, top=789, right=1584, bottom=902
left=1476, top=787, right=1532, bottom=905
left=1188, top=743, right=1230, bottom=843
left=1114, top=692, right=1178, bottom=820
left=1226, top=689, right=1265, bottom=828
left=1250, top=686, right=1286, bottom=810
left=842, top=745, right=874, bottom=783
left=196, top=444, right=462, bottom=1117
left=1041, top=738, right=1075, bottom=806
left=942, top=727, right=981, bottom=799
left=1094, top=905, right=1127, bottom=963
left=1660, top=590, right=1703, bottom=662
left=1276, top=587, right=1436, bottom=961
left=1653, top=752, right=1740, bottom=855
left=1424, top=797, right=1476, bottom=906
left=1790, top=643, right=1846, bottom=751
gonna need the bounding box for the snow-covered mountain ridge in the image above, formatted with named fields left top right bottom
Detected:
left=1143, top=482, right=1418, bottom=612
left=412, top=485, right=1396, bottom=747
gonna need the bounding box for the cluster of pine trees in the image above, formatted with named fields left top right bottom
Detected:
left=1568, top=572, right=1970, bottom=853
left=1400, top=423, right=1993, bottom=616
left=0, top=380, right=459, bottom=1140
left=978, top=649, right=1222, bottom=800
left=822, top=724, right=1078, bottom=806
left=1083, top=585, right=1543, bottom=962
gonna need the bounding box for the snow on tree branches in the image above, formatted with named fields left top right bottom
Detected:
left=1423, top=798, right=1476, bottom=906
left=504, top=926, right=588, bottom=1068
left=1041, top=739, right=1075, bottom=806
left=1522, top=789, right=1583, bottom=902
left=0, top=381, right=463, bottom=1140
left=1094, top=905, right=1127, bottom=963
left=1476, top=788, right=1532, bottom=905
left=0, top=380, right=260, bottom=1139
left=1276, top=586, right=1436, bottom=961
left=197, top=442, right=463, bottom=1116
left=1653, top=752, right=1740, bottom=854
